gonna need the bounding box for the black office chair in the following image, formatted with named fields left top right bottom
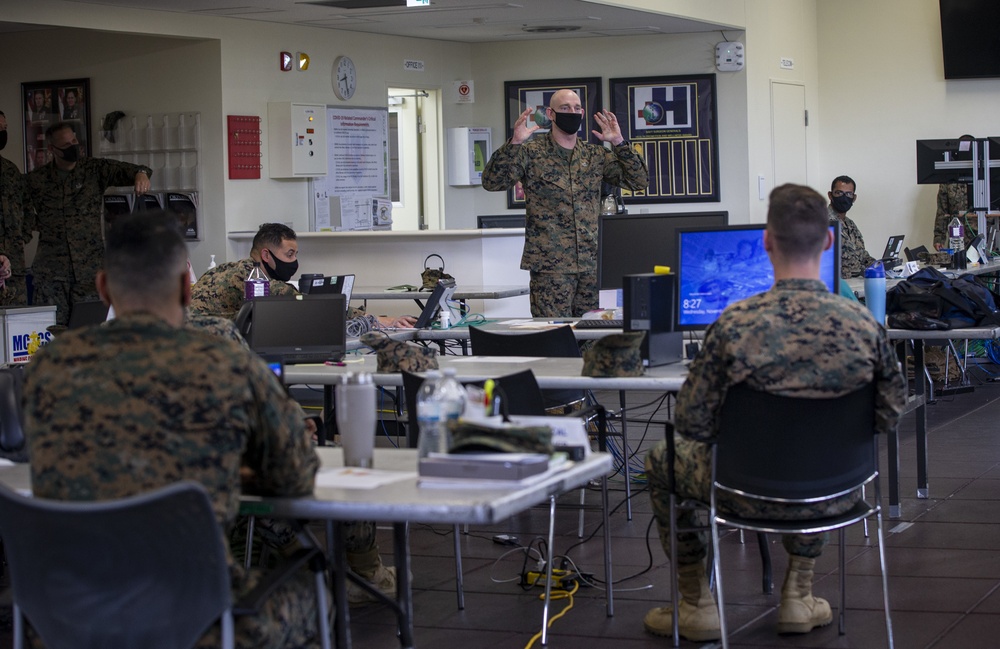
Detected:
left=671, top=382, right=893, bottom=649
left=468, top=325, right=587, bottom=413
left=0, top=366, right=26, bottom=455
left=0, top=481, right=332, bottom=649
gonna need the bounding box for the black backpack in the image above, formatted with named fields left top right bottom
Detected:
left=886, top=267, right=1000, bottom=330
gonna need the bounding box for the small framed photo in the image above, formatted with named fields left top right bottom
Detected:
left=21, top=78, right=91, bottom=171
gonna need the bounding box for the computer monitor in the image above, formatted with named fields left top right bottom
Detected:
left=244, top=294, right=347, bottom=364
left=674, top=223, right=841, bottom=331
left=414, top=278, right=457, bottom=329
left=916, top=138, right=980, bottom=186
left=477, top=214, right=526, bottom=229
left=597, top=211, right=729, bottom=290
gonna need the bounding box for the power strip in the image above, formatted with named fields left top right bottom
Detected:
left=522, top=569, right=574, bottom=588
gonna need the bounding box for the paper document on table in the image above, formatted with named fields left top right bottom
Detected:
left=449, top=355, right=544, bottom=363
left=316, top=467, right=416, bottom=489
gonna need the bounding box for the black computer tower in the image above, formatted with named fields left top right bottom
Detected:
left=622, top=273, right=683, bottom=366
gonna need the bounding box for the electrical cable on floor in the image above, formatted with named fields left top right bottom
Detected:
left=522, top=579, right=579, bottom=649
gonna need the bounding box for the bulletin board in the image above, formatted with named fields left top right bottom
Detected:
left=310, top=105, right=391, bottom=231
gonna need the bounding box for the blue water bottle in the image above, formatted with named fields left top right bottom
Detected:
left=864, top=261, right=886, bottom=325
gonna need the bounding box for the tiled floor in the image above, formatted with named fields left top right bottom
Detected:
left=346, top=379, right=1000, bottom=648
left=2, top=377, right=999, bottom=648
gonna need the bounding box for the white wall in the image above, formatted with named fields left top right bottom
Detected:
left=743, top=0, right=820, bottom=223
left=816, top=0, right=1000, bottom=253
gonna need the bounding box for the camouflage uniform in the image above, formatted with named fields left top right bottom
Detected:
left=645, top=279, right=905, bottom=564
left=0, top=156, right=28, bottom=305
left=828, top=206, right=875, bottom=278
left=482, top=133, right=648, bottom=317
left=24, top=158, right=152, bottom=325
left=23, top=313, right=326, bottom=649
left=934, top=183, right=978, bottom=250
left=189, top=258, right=298, bottom=320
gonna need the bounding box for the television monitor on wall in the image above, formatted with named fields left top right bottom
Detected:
left=940, top=0, right=1000, bottom=80
left=597, top=211, right=729, bottom=291
left=674, top=223, right=841, bottom=331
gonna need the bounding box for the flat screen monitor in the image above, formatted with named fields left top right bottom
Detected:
left=246, top=294, right=347, bottom=364
left=415, top=278, right=457, bottom=329
left=477, top=214, right=526, bottom=229
left=916, top=138, right=977, bottom=185
left=597, top=212, right=729, bottom=290
left=940, top=0, right=1000, bottom=79
left=674, top=223, right=841, bottom=331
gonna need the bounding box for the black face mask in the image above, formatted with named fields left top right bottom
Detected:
left=55, top=143, right=80, bottom=163
left=831, top=194, right=854, bottom=214
left=265, top=252, right=298, bottom=282
left=551, top=111, right=583, bottom=135
left=0, top=131, right=7, bottom=151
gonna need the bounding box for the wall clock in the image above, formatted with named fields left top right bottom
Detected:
left=333, top=56, right=356, bottom=100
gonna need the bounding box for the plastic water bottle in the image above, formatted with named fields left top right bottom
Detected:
left=949, top=216, right=965, bottom=253
left=864, top=260, right=886, bottom=325
left=208, top=254, right=217, bottom=270
left=244, top=261, right=269, bottom=300
left=416, top=369, right=465, bottom=457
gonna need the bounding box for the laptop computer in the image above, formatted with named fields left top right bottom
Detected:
left=298, top=274, right=355, bottom=311
left=245, top=294, right=347, bottom=364
left=880, top=235, right=905, bottom=263
left=68, top=300, right=111, bottom=329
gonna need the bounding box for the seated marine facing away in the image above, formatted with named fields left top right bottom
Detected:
left=643, top=183, right=905, bottom=641
left=190, top=222, right=414, bottom=328
left=22, top=212, right=327, bottom=648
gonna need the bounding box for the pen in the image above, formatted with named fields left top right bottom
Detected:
left=549, top=320, right=573, bottom=324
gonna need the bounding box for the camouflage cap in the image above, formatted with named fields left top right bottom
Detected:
left=360, top=332, right=438, bottom=372
left=582, top=331, right=646, bottom=377
left=448, top=419, right=553, bottom=454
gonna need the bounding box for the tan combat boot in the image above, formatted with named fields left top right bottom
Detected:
left=777, top=555, right=833, bottom=634
left=346, top=547, right=397, bottom=606
left=644, top=561, right=722, bottom=641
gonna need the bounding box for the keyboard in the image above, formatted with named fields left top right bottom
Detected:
left=573, top=318, right=623, bottom=329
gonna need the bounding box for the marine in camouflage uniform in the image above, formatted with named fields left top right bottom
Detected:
left=828, top=205, right=875, bottom=278
left=24, top=122, right=151, bottom=325
left=646, top=277, right=905, bottom=563
left=24, top=315, right=325, bottom=648
left=190, top=257, right=364, bottom=321
left=23, top=212, right=327, bottom=648
left=0, top=111, right=29, bottom=305
left=643, top=184, right=905, bottom=640
left=482, top=90, right=648, bottom=317
left=189, top=257, right=299, bottom=320
left=934, top=182, right=978, bottom=250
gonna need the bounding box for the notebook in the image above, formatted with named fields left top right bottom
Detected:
left=245, top=294, right=347, bottom=364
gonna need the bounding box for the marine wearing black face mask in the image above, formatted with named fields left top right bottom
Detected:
left=552, top=110, right=583, bottom=135
left=264, top=250, right=299, bottom=283
left=830, top=193, right=853, bottom=214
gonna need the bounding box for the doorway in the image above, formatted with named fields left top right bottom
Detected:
left=387, top=87, right=441, bottom=230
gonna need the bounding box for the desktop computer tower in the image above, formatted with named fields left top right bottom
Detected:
left=622, top=273, right=683, bottom=366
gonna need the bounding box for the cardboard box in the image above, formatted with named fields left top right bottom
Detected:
left=0, top=306, right=56, bottom=364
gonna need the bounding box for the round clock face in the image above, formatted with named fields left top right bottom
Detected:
left=333, top=56, right=356, bottom=100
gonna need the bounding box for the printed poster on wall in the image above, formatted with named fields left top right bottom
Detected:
left=310, top=106, right=390, bottom=231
